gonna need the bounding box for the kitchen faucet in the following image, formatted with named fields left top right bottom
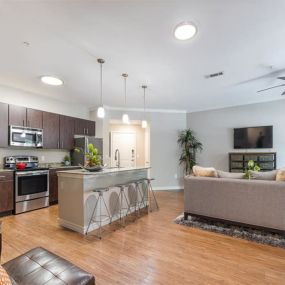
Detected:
left=114, top=149, right=121, bottom=168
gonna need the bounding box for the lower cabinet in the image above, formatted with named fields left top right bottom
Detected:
left=0, top=172, right=14, bottom=215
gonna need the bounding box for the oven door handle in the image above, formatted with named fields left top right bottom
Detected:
left=16, top=171, right=49, bottom=177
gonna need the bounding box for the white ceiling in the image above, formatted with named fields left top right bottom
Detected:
left=1, top=0, right=285, bottom=112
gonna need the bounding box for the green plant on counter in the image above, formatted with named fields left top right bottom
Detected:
left=63, top=155, right=71, bottom=166
left=178, top=129, right=203, bottom=175
left=85, top=144, right=102, bottom=167
left=244, top=159, right=261, bottom=179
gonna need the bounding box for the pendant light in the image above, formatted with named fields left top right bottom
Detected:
left=97, top=58, right=105, bottom=118
left=141, top=85, right=148, bottom=128
left=122, top=73, right=130, bottom=124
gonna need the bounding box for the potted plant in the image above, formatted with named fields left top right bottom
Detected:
left=63, top=155, right=71, bottom=166
left=244, top=160, right=261, bottom=179
left=178, top=129, right=203, bottom=175
left=84, top=143, right=102, bottom=171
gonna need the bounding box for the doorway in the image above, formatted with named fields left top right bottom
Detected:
left=111, top=132, right=136, bottom=167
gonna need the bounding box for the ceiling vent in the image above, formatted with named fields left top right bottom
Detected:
left=205, top=71, right=224, bottom=79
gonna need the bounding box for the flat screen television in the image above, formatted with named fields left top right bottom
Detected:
left=234, top=126, right=273, bottom=149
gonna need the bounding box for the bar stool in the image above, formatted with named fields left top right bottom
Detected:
left=86, top=187, right=112, bottom=239
left=113, top=184, right=132, bottom=226
left=128, top=180, right=146, bottom=217
left=145, top=178, right=159, bottom=212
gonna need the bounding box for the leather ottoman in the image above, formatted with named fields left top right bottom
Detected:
left=2, top=247, right=95, bottom=285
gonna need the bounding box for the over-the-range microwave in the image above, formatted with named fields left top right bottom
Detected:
left=9, top=125, right=43, bottom=148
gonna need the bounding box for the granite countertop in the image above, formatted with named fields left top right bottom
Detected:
left=57, top=166, right=150, bottom=176
left=39, top=163, right=82, bottom=170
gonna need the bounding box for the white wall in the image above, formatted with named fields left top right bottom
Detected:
left=91, top=108, right=187, bottom=190
left=0, top=85, right=91, bottom=166
left=187, top=99, right=285, bottom=170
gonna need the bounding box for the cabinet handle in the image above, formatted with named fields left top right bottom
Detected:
left=23, top=120, right=25, bottom=126
left=86, top=128, right=88, bottom=135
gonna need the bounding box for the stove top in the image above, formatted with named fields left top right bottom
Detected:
left=15, top=167, right=49, bottom=172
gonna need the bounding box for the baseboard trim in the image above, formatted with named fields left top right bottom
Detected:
left=152, top=186, right=184, bottom=191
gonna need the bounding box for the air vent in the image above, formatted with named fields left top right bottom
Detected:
left=205, top=71, right=224, bottom=79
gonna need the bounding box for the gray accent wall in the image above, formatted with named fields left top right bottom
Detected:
left=187, top=99, right=285, bottom=171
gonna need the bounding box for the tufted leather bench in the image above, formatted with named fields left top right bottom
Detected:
left=2, top=247, right=95, bottom=285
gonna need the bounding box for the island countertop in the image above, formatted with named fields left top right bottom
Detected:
left=57, top=166, right=150, bottom=177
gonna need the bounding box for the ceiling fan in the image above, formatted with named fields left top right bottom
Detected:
left=257, top=76, right=285, bottom=95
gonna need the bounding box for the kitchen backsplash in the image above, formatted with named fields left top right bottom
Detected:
left=0, top=148, right=69, bottom=168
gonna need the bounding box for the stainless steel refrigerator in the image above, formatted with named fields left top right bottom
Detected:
left=71, top=137, right=103, bottom=166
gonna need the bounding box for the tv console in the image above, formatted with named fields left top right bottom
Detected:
left=229, top=152, right=276, bottom=172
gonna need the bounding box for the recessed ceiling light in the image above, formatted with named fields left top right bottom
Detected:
left=174, top=22, right=197, bottom=40
left=40, top=76, right=63, bottom=86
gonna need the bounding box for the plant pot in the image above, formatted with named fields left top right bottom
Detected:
left=84, top=165, right=103, bottom=172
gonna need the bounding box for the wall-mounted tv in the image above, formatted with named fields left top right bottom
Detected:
left=234, top=126, right=273, bottom=149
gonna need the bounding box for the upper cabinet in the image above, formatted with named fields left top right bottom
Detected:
left=8, top=105, right=43, bottom=129
left=8, top=105, right=26, bottom=127
left=74, top=118, right=96, bottom=136
left=43, top=112, right=60, bottom=149
left=0, top=103, right=8, bottom=147
left=59, top=115, right=75, bottom=149
left=26, top=108, right=43, bottom=129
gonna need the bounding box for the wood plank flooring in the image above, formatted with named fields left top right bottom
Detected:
left=1, top=191, right=285, bottom=285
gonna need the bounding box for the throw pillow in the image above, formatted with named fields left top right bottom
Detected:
left=249, top=170, right=278, bottom=180
left=0, top=265, right=12, bottom=285
left=276, top=169, right=285, bottom=182
left=192, top=165, right=218, bottom=177
left=217, top=170, right=244, bottom=179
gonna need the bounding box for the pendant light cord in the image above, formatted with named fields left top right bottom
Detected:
left=142, top=85, right=147, bottom=119
left=100, top=62, right=103, bottom=106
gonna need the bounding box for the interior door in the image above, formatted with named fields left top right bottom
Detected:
left=111, top=132, right=136, bottom=167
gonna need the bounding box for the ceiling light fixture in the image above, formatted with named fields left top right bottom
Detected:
left=41, top=76, right=63, bottom=86
left=122, top=73, right=130, bottom=124
left=141, top=85, right=148, bottom=129
left=97, top=58, right=105, bottom=119
left=174, top=22, right=197, bottom=40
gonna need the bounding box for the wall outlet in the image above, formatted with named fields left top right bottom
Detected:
left=174, top=173, right=178, bottom=179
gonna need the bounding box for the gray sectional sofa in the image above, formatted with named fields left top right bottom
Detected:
left=184, top=176, right=285, bottom=232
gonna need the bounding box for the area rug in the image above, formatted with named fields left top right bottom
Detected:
left=174, top=214, right=285, bottom=248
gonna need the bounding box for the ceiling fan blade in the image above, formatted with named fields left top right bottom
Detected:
left=282, top=90, right=285, bottom=96
left=277, top=77, right=285, bottom=80
left=257, top=84, right=285, bottom=93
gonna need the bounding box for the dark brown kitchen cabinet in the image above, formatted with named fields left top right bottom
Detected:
left=49, top=169, right=58, bottom=204
left=87, top=120, right=96, bottom=136
left=59, top=115, right=75, bottom=149
left=8, top=105, right=26, bottom=127
left=26, top=108, right=43, bottom=129
left=0, top=103, right=8, bottom=147
left=43, top=112, right=60, bottom=149
left=74, top=118, right=96, bottom=136
left=0, top=172, right=14, bottom=215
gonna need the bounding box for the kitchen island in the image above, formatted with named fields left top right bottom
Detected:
left=57, top=167, right=149, bottom=234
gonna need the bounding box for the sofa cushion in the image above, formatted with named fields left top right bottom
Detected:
left=217, top=170, right=244, bottom=179
left=276, top=169, right=285, bottom=182
left=0, top=265, right=12, bottom=285
left=193, top=165, right=218, bottom=177
left=249, top=170, right=277, bottom=180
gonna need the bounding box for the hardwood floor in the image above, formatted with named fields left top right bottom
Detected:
left=1, top=191, right=285, bottom=284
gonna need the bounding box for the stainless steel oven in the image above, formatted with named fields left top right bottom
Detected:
left=15, top=169, right=49, bottom=214
left=9, top=125, right=43, bottom=148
